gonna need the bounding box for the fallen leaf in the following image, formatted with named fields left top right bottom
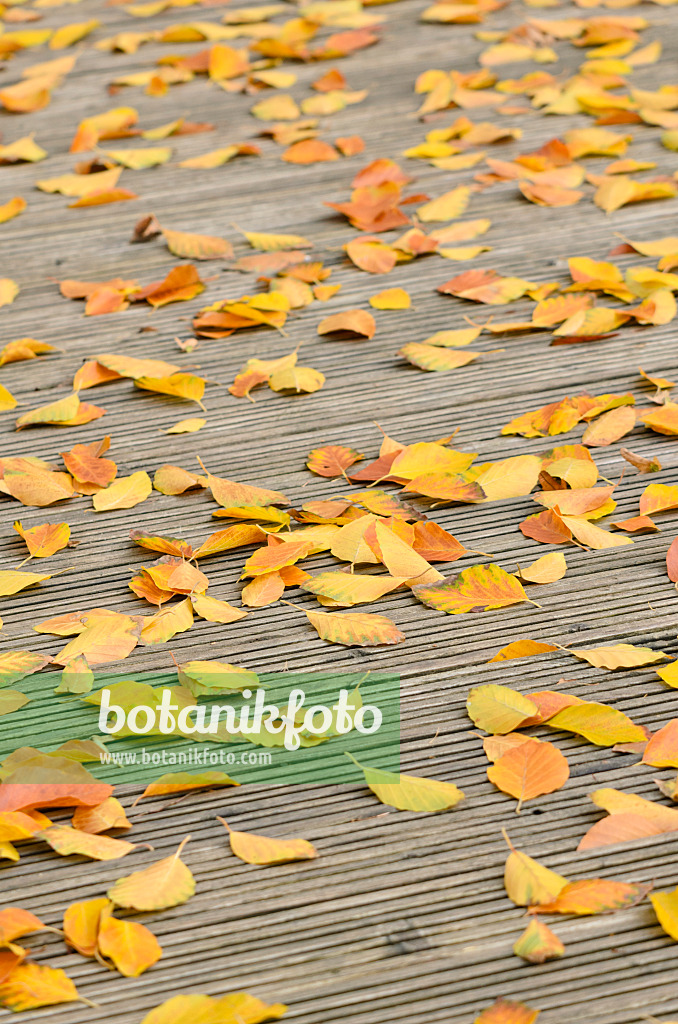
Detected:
left=517, top=552, right=567, bottom=584
left=98, top=915, right=162, bottom=977
left=0, top=963, right=80, bottom=1012
left=413, top=563, right=531, bottom=614
left=93, top=471, right=152, bottom=512
left=37, top=824, right=135, bottom=860
left=467, top=684, right=538, bottom=734
left=163, top=229, right=233, bottom=260
left=108, top=837, right=195, bottom=910
left=303, top=608, right=405, bottom=646
left=488, top=736, right=569, bottom=810
left=513, top=918, right=564, bottom=964
left=13, top=521, right=70, bottom=559
left=317, top=309, right=376, bottom=339
left=546, top=702, right=647, bottom=746
left=566, top=643, right=669, bottom=670
left=348, top=756, right=464, bottom=812
left=474, top=999, right=540, bottom=1024
left=218, top=819, right=317, bottom=865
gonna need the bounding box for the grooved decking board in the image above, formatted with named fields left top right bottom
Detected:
left=2, top=0, right=678, bottom=1021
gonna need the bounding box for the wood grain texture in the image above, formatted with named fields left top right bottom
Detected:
left=1, top=0, right=678, bottom=1020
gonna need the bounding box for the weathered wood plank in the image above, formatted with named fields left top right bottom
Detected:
left=1, top=0, right=678, bottom=1021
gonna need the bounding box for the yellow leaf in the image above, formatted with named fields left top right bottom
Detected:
left=165, top=418, right=206, bottom=434
left=0, top=137, right=47, bottom=164
left=517, top=552, right=566, bottom=584
left=423, top=327, right=482, bottom=347
left=141, top=993, right=288, bottom=1024
left=657, top=662, right=678, bottom=688
left=416, top=186, right=470, bottom=222
left=0, top=383, right=18, bottom=411
left=348, top=755, right=464, bottom=812
left=369, top=287, right=411, bottom=310
left=54, top=612, right=141, bottom=666
left=63, top=897, right=111, bottom=957
left=104, top=146, right=171, bottom=170
left=546, top=702, right=646, bottom=746
left=467, top=684, right=537, bottom=734
left=504, top=838, right=569, bottom=907
left=140, top=597, right=194, bottom=644
left=0, top=279, right=19, bottom=308
left=367, top=520, right=441, bottom=584
left=553, top=306, right=630, bottom=337
left=49, top=19, right=99, bottom=49
left=567, top=643, right=669, bottom=670
left=399, top=343, right=480, bottom=372
left=218, top=819, right=317, bottom=865
left=250, top=94, right=300, bottom=120
left=241, top=229, right=312, bottom=251
left=15, top=392, right=78, bottom=429
left=36, top=167, right=122, bottom=197
left=0, top=568, right=53, bottom=597
left=69, top=106, right=137, bottom=152
left=302, top=572, right=407, bottom=606
left=178, top=144, right=259, bottom=169
left=93, top=471, right=152, bottom=512
left=0, top=197, right=26, bottom=224
left=137, top=771, right=238, bottom=800
left=476, top=454, right=542, bottom=501
left=413, top=562, right=531, bottom=614
left=37, top=824, right=135, bottom=860
left=135, top=372, right=206, bottom=408
left=651, top=888, right=678, bottom=941
left=303, top=608, right=405, bottom=646
left=108, top=837, right=195, bottom=911
left=560, top=515, right=633, bottom=549
left=513, top=918, right=564, bottom=963
left=268, top=365, right=325, bottom=393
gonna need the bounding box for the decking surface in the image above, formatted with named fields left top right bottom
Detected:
left=2, top=0, right=678, bottom=1020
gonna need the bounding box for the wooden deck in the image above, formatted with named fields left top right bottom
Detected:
left=2, top=0, right=678, bottom=1020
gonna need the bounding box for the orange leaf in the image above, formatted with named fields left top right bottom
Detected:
left=241, top=572, right=285, bottom=608
left=282, top=139, right=339, bottom=164
left=577, top=813, right=665, bottom=850
left=474, top=998, right=540, bottom=1024
left=13, top=520, right=70, bottom=559
left=98, top=916, right=162, bottom=977
left=72, top=797, right=131, bottom=834
left=536, top=878, right=651, bottom=915
left=63, top=897, right=111, bottom=957
left=0, top=908, right=45, bottom=945
left=487, top=737, right=569, bottom=811
left=642, top=719, right=678, bottom=767
left=317, top=309, right=376, bottom=339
